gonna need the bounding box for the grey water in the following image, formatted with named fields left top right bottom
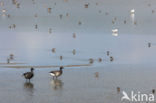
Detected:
left=0, top=0, right=156, bottom=103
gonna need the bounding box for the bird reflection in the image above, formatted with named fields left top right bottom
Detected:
left=131, top=14, right=135, bottom=24
left=50, top=79, right=64, bottom=90
left=23, top=82, right=34, bottom=96
left=24, top=82, right=34, bottom=88
left=94, top=72, right=99, bottom=78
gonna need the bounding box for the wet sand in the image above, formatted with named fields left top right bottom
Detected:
left=0, top=63, right=26, bottom=65
left=0, top=64, right=92, bottom=69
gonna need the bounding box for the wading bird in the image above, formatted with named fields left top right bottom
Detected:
left=23, top=68, right=34, bottom=82
left=49, top=66, right=64, bottom=79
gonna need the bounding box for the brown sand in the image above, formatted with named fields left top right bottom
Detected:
left=0, top=63, right=26, bottom=65
left=0, top=64, right=92, bottom=69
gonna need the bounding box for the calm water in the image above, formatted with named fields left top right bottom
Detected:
left=1, top=0, right=156, bottom=103
left=1, top=65, right=156, bottom=103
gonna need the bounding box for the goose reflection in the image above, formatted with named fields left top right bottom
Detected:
left=24, top=82, right=34, bottom=88
left=23, top=82, right=34, bottom=96
left=50, top=79, right=64, bottom=90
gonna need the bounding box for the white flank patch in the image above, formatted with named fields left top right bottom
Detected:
left=49, top=73, right=55, bottom=76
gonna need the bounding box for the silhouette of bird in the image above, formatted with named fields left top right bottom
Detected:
left=110, top=56, right=114, bottom=61
left=148, top=42, right=151, bottom=47
left=60, top=56, right=63, bottom=60
left=49, top=66, right=64, bottom=79
left=117, top=87, right=120, bottom=92
left=98, top=58, right=102, bottom=62
left=107, top=51, right=110, bottom=56
left=52, top=48, right=56, bottom=53
left=72, top=49, right=76, bottom=55
left=23, top=68, right=34, bottom=82
left=152, top=89, right=155, bottom=94
left=89, top=58, right=94, bottom=64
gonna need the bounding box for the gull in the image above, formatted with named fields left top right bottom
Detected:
left=130, top=9, right=135, bottom=14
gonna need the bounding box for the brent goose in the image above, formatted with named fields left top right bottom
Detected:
left=49, top=66, right=64, bottom=79
left=23, top=68, right=34, bottom=82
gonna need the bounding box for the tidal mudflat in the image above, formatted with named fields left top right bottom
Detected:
left=1, top=0, right=156, bottom=103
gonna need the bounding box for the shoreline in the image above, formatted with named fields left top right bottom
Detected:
left=0, top=64, right=92, bottom=69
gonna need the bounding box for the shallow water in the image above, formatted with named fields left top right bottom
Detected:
left=1, top=64, right=156, bottom=103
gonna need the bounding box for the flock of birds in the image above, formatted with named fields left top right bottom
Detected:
left=19, top=49, right=113, bottom=82
left=1, top=0, right=156, bottom=99
left=4, top=53, right=66, bottom=81
left=0, top=0, right=154, bottom=35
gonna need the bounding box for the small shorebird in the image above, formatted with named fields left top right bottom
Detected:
left=72, top=49, right=76, bottom=55
left=23, top=68, right=34, bottom=82
left=52, top=48, right=56, bottom=53
left=94, top=72, right=99, bottom=78
left=110, top=56, right=114, bottom=61
left=98, top=58, right=102, bottom=62
left=49, top=66, right=64, bottom=79
left=89, top=58, right=94, bottom=64
left=117, top=87, right=120, bottom=93
left=152, top=89, right=155, bottom=94
left=60, top=55, right=63, bottom=60
left=148, top=42, right=151, bottom=47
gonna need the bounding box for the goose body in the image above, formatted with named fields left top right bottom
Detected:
left=49, top=66, right=63, bottom=79
left=23, top=68, right=34, bottom=82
